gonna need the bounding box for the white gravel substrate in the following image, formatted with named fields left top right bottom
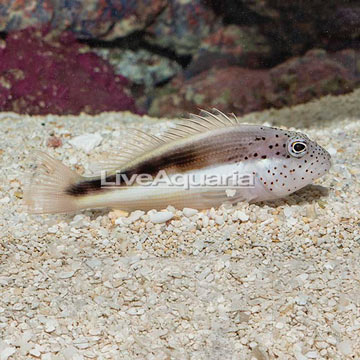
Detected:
left=0, top=92, right=360, bottom=359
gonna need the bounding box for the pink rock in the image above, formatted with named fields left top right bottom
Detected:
left=149, top=66, right=272, bottom=117
left=269, top=49, right=360, bottom=107
left=46, top=136, right=62, bottom=148
left=186, top=25, right=271, bottom=77
left=150, top=48, right=360, bottom=118
left=0, top=26, right=138, bottom=115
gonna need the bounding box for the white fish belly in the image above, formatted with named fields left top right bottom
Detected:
left=76, top=162, right=268, bottom=211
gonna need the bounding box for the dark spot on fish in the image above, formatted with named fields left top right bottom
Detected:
left=227, top=155, right=240, bottom=162
left=276, top=152, right=280, bottom=155
left=269, top=145, right=273, bottom=149
left=254, top=153, right=258, bottom=157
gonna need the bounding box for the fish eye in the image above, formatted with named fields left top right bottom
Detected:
left=293, top=142, right=306, bottom=153
left=288, top=139, right=308, bottom=158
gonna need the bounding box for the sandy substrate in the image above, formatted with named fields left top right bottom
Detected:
left=0, top=90, right=360, bottom=359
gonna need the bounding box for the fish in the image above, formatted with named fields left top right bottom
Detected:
left=24, top=110, right=331, bottom=214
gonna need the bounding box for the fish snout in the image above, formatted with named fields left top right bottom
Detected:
left=319, top=147, right=332, bottom=176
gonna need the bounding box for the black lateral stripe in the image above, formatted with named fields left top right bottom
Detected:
left=65, top=175, right=116, bottom=196
left=66, top=132, right=249, bottom=197
left=65, top=146, right=200, bottom=197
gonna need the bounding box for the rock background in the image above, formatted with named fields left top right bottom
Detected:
left=0, top=27, right=137, bottom=115
left=0, top=0, right=358, bottom=117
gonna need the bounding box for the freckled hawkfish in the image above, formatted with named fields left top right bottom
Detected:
left=25, top=110, right=331, bottom=214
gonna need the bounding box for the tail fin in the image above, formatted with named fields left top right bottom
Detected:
left=24, top=151, right=84, bottom=214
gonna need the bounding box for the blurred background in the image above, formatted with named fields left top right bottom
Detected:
left=0, top=0, right=358, bottom=119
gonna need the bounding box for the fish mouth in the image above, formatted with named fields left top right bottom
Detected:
left=313, top=156, right=332, bottom=181
left=311, top=145, right=332, bottom=179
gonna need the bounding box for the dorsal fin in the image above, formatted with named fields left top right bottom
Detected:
left=90, top=128, right=165, bottom=173
left=91, top=109, right=241, bottom=173
left=160, top=109, right=239, bottom=142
